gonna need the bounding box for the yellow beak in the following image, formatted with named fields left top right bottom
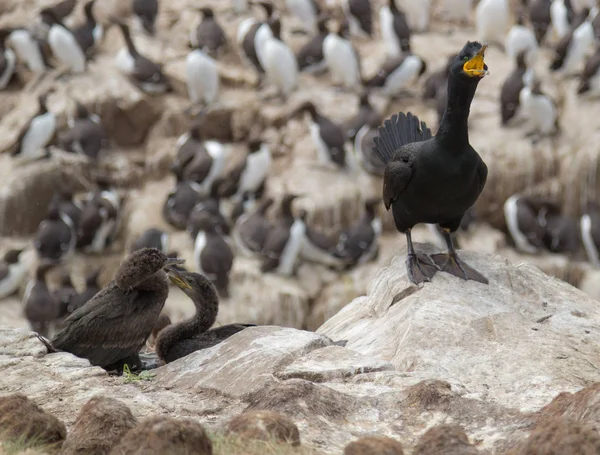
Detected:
left=167, top=270, right=192, bottom=290
left=463, top=44, right=488, bottom=77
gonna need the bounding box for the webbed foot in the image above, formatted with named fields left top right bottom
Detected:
left=406, top=253, right=438, bottom=284
left=430, top=253, right=488, bottom=284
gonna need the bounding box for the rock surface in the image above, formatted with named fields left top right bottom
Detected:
left=2, top=252, right=600, bottom=454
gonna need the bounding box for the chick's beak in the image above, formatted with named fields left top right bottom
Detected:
left=166, top=268, right=192, bottom=290
left=463, top=44, right=488, bottom=77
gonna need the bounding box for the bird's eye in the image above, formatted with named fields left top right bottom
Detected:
left=463, top=55, right=469, bottom=61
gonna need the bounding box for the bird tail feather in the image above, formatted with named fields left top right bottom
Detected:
left=372, top=112, right=432, bottom=165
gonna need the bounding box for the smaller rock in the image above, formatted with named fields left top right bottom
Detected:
left=0, top=393, right=66, bottom=447
left=227, top=410, right=300, bottom=446
left=412, top=425, right=479, bottom=455
left=109, top=416, right=212, bottom=455
left=60, top=396, right=138, bottom=455
left=344, top=435, right=405, bottom=455
left=508, top=418, right=600, bottom=455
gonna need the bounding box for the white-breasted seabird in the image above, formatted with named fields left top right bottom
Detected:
left=233, top=197, right=274, bottom=257
left=23, top=261, right=59, bottom=338
left=354, top=124, right=385, bottom=176
left=261, top=194, right=306, bottom=276
left=296, top=15, right=329, bottom=73
left=578, top=45, right=600, bottom=94
left=285, top=0, right=320, bottom=34
left=185, top=47, right=219, bottom=106
left=114, top=21, right=171, bottom=94
left=342, top=0, right=373, bottom=37
left=538, top=204, right=580, bottom=255
left=132, top=0, right=159, bottom=35
left=187, top=179, right=231, bottom=237
left=77, top=188, right=121, bottom=253
left=365, top=48, right=427, bottom=97
left=402, top=0, right=431, bottom=32
left=323, top=19, right=362, bottom=89
left=297, top=209, right=346, bottom=268
left=163, top=181, right=205, bottom=230
left=334, top=198, right=381, bottom=267
left=503, top=194, right=546, bottom=254
left=0, top=30, right=16, bottom=91
left=190, top=7, right=227, bottom=57
left=550, top=7, right=595, bottom=75
left=237, top=1, right=275, bottom=81
left=500, top=51, right=529, bottom=126
left=505, top=10, right=539, bottom=67
left=581, top=203, right=600, bottom=266
left=519, top=78, right=559, bottom=136
left=193, top=212, right=234, bottom=299
left=529, top=0, right=552, bottom=43
left=0, top=249, right=27, bottom=300
left=40, top=7, right=87, bottom=73
left=72, top=0, right=103, bottom=59
left=130, top=228, right=169, bottom=253
left=262, top=18, right=298, bottom=100
left=171, top=123, right=206, bottom=179
left=379, top=0, right=411, bottom=59
left=50, top=187, right=83, bottom=229
left=475, top=0, right=509, bottom=47
left=345, top=91, right=382, bottom=142
left=34, top=205, right=76, bottom=263
left=5, top=27, right=49, bottom=74
left=12, top=92, right=56, bottom=159
left=550, top=0, right=575, bottom=41
left=59, top=102, right=107, bottom=161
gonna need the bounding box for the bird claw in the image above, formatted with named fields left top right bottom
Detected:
left=406, top=253, right=438, bottom=284
left=430, top=253, right=488, bottom=284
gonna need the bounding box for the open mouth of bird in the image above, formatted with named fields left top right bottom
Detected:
left=463, top=44, right=489, bottom=77
left=166, top=269, right=192, bottom=290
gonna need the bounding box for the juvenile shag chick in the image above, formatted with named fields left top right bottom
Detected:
left=185, top=48, right=219, bottom=107
left=156, top=271, right=255, bottom=363
left=40, top=7, right=86, bottom=74
left=13, top=93, right=56, bottom=159
left=67, top=267, right=101, bottom=313
left=334, top=198, right=381, bottom=266
left=193, top=213, right=234, bottom=299
left=0, top=249, right=27, bottom=300
left=114, top=21, right=170, bottom=94
left=500, top=51, right=529, bottom=126
left=296, top=15, right=329, bottom=73
left=130, top=228, right=169, bottom=253
left=41, top=248, right=187, bottom=372
left=345, top=91, right=382, bottom=142
left=132, top=0, right=159, bottom=35
left=343, top=0, right=373, bottom=37
left=190, top=7, right=227, bottom=57
left=323, top=19, right=362, bottom=89
left=0, top=30, right=16, bottom=91
left=233, top=197, right=274, bottom=257
left=372, top=41, right=489, bottom=285
left=59, top=102, right=107, bottom=161
left=34, top=205, right=76, bottom=263
left=24, top=262, right=59, bottom=337
left=262, top=18, right=298, bottom=100
left=379, top=0, right=411, bottom=59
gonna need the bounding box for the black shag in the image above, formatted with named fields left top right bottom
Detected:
left=372, top=41, right=489, bottom=285
left=156, top=270, right=255, bottom=363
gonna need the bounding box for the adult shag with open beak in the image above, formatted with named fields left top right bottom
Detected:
left=372, top=41, right=489, bottom=285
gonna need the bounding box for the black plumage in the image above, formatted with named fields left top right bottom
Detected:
left=191, top=7, right=227, bottom=56
left=42, top=249, right=185, bottom=372
left=422, top=54, right=455, bottom=101
left=386, top=0, right=411, bottom=53
left=76, top=189, right=120, bottom=252
left=72, top=0, right=100, bottom=58
left=578, top=46, right=600, bottom=94
left=234, top=197, right=274, bottom=256
left=132, top=0, right=159, bottom=35
left=24, top=262, right=58, bottom=337
left=171, top=125, right=212, bottom=183
left=162, top=181, right=204, bottom=230
left=334, top=198, right=381, bottom=266
left=500, top=51, right=528, bottom=125
left=240, top=1, right=275, bottom=76
left=550, top=7, right=590, bottom=72
left=53, top=272, right=77, bottom=320
left=187, top=182, right=231, bottom=237
left=34, top=205, right=76, bottom=262
left=59, top=102, right=107, bottom=161
left=345, top=0, right=373, bottom=36
left=538, top=204, right=580, bottom=254
left=12, top=92, right=56, bottom=159
left=345, top=91, right=382, bottom=142
left=130, top=228, right=168, bottom=253
left=528, top=0, right=551, bottom=44
left=156, top=271, right=255, bottom=363
left=372, top=41, right=489, bottom=285
left=297, top=15, right=329, bottom=71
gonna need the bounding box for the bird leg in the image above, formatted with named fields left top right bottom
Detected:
left=430, top=228, right=489, bottom=284
left=405, top=229, right=438, bottom=284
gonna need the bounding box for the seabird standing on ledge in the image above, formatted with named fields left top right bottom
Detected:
left=67, top=267, right=102, bottom=313
left=163, top=181, right=204, bottom=229
left=190, top=7, right=227, bottom=57
left=529, top=0, right=552, bottom=44
left=132, top=0, right=159, bottom=36
left=77, top=188, right=121, bottom=253
left=5, top=27, right=49, bottom=74
left=130, top=228, right=169, bottom=253
left=233, top=197, right=274, bottom=257
left=334, top=198, right=381, bottom=266
left=343, top=0, right=373, bottom=37
left=297, top=209, right=345, bottom=268
left=12, top=93, right=56, bottom=159
left=39, top=249, right=188, bottom=372
left=185, top=47, right=219, bottom=107
left=505, top=10, right=539, bottom=67
left=23, top=261, right=58, bottom=338
left=296, top=15, right=329, bottom=73
left=581, top=203, right=600, bottom=266
left=500, top=51, right=529, bottom=126
left=519, top=78, right=559, bottom=137
left=262, top=18, right=299, bottom=100
left=285, top=0, right=320, bottom=34
left=72, top=0, right=103, bottom=58
left=323, top=19, right=362, bottom=89
left=59, top=102, right=107, bottom=161
left=503, top=194, right=546, bottom=253
left=40, top=7, right=87, bottom=74
left=34, top=205, right=76, bottom=263
left=114, top=21, right=171, bottom=94
left=0, top=249, right=27, bottom=299
left=364, top=49, right=427, bottom=98
left=550, top=0, right=574, bottom=41
left=550, top=7, right=595, bottom=75
left=372, top=42, right=489, bottom=285
left=238, top=1, right=275, bottom=81
left=379, top=0, right=411, bottom=59
left=346, top=91, right=382, bottom=142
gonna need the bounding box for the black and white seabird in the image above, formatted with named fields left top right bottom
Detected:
left=163, top=181, right=204, bottom=230
left=0, top=30, right=16, bottom=91
left=297, top=209, right=345, bottom=268
left=422, top=53, right=455, bottom=101
left=500, top=51, right=529, bottom=126
left=40, top=7, right=87, bottom=73
left=519, top=78, right=559, bottom=136
left=550, top=0, right=574, bottom=41
left=50, top=187, right=83, bottom=229
left=578, top=45, right=600, bottom=95
left=323, top=19, right=362, bottom=89
left=343, top=0, right=373, bottom=37
left=187, top=181, right=231, bottom=237
left=132, top=0, right=159, bottom=35
left=475, top=0, right=509, bottom=47
left=550, top=7, right=595, bottom=75
left=130, top=228, right=169, bottom=253
left=12, top=93, right=56, bottom=159
left=77, top=188, right=121, bottom=253
left=59, top=102, right=107, bottom=161
left=581, top=203, right=600, bottom=266
left=293, top=101, right=352, bottom=169
left=538, top=204, right=580, bottom=254
left=114, top=21, right=171, bottom=94
left=402, top=0, right=431, bottom=32
left=505, top=10, right=539, bottom=67
left=261, top=194, right=306, bottom=276
left=67, top=267, right=101, bottom=313
left=233, top=197, right=274, bottom=257
left=379, top=0, right=411, bottom=59
left=72, top=0, right=103, bottom=58
left=0, top=249, right=27, bottom=300
left=354, top=124, right=385, bottom=176
left=529, top=0, right=552, bottom=44
left=345, top=91, right=382, bottom=142
left=52, top=271, right=77, bottom=321
left=237, top=1, right=275, bottom=80
left=5, top=27, right=49, bottom=74
left=185, top=47, right=219, bottom=106
left=171, top=123, right=206, bottom=180
left=364, top=50, right=427, bottom=97
left=23, top=261, right=59, bottom=337
left=503, top=194, right=546, bottom=253
left=190, top=7, right=227, bottom=57
left=218, top=139, right=272, bottom=203
left=285, top=0, right=320, bottom=34
left=296, top=15, right=329, bottom=73
left=48, top=0, right=77, bottom=24
left=193, top=212, right=234, bottom=299
left=335, top=198, right=381, bottom=267
left=262, top=18, right=298, bottom=99
left=34, top=205, right=76, bottom=263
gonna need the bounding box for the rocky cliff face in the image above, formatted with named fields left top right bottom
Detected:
left=2, top=250, right=600, bottom=454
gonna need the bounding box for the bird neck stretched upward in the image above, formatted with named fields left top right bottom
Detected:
left=436, top=75, right=480, bottom=150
